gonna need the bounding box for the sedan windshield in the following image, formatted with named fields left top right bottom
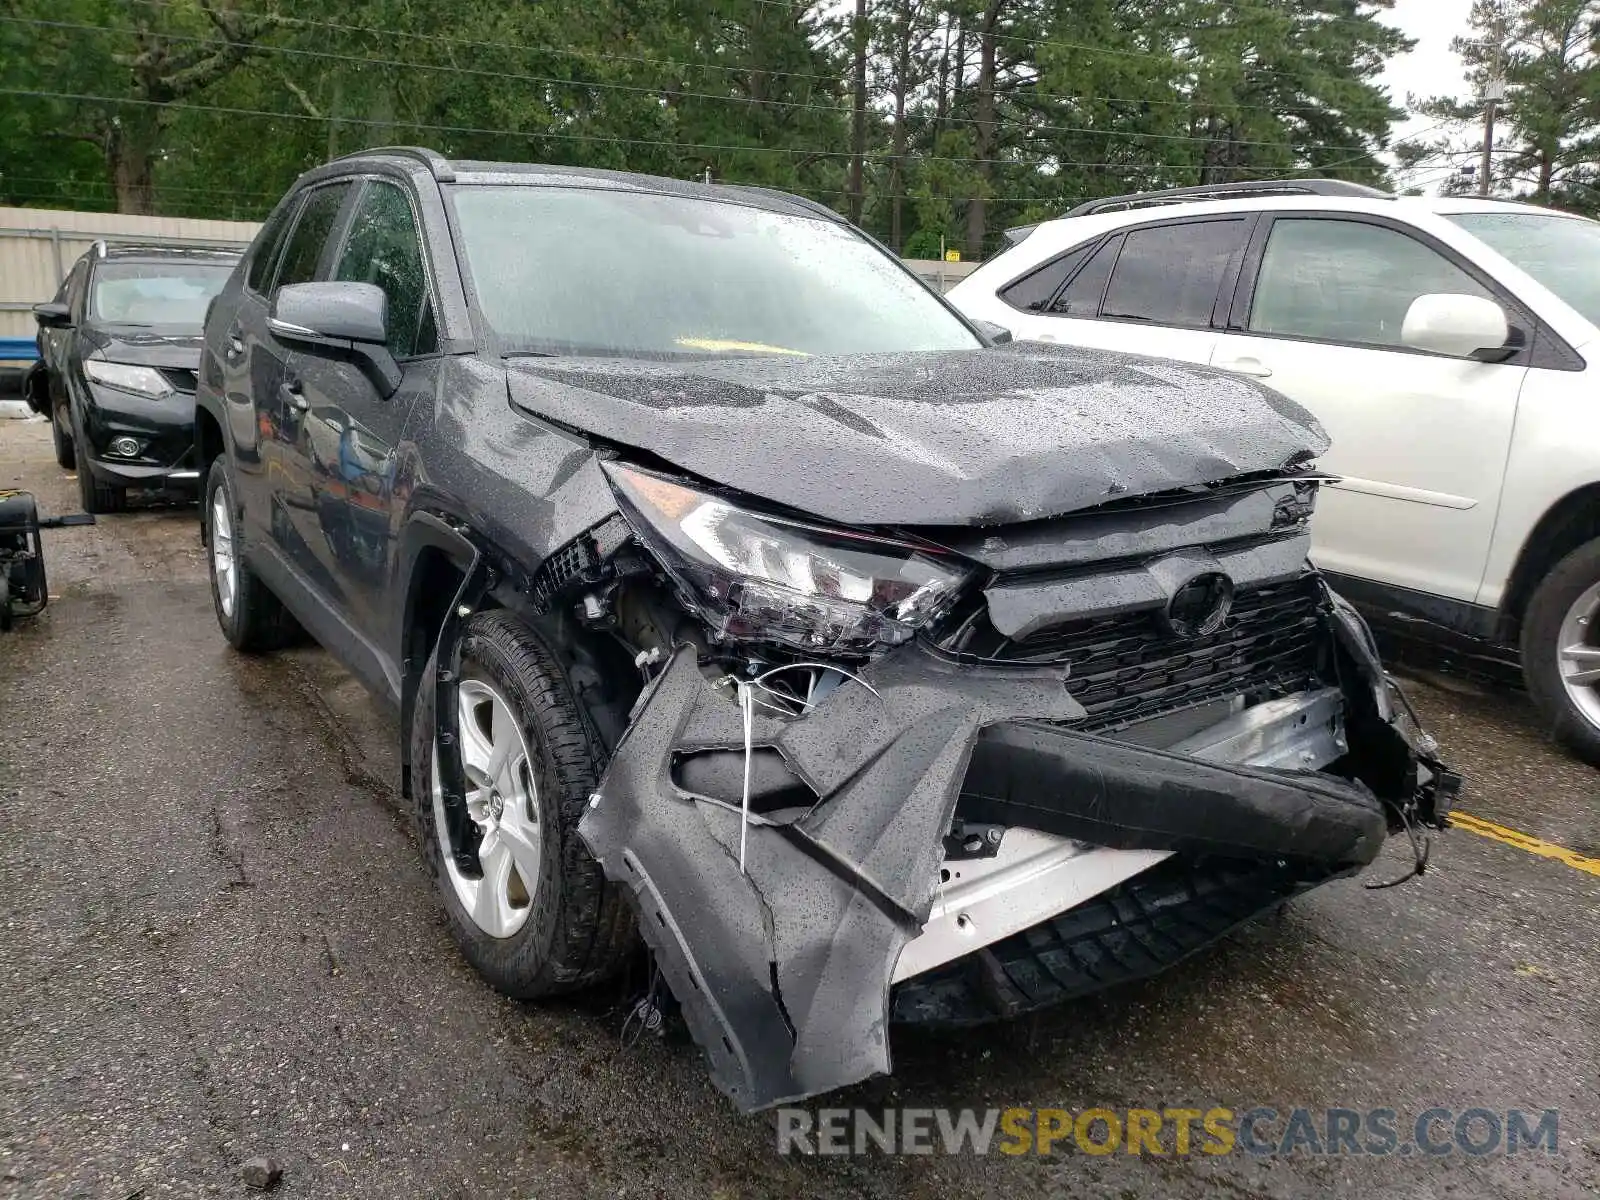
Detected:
left=91, top=262, right=235, bottom=328
left=1449, top=211, right=1600, bottom=327
left=449, top=185, right=981, bottom=358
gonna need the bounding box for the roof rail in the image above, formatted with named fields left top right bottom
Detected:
left=331, top=145, right=456, bottom=182
left=1065, top=178, right=1390, bottom=218
left=1003, top=223, right=1039, bottom=247
left=93, top=238, right=107, bottom=259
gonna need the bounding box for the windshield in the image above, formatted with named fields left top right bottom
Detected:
left=90, top=262, right=235, bottom=328
left=1449, top=211, right=1600, bottom=326
left=449, top=186, right=981, bottom=358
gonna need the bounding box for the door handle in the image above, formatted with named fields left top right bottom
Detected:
left=1217, top=356, right=1273, bottom=379
left=223, top=326, right=245, bottom=361
left=281, top=379, right=308, bottom=412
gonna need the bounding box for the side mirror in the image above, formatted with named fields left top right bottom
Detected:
left=1401, top=294, right=1512, bottom=361
left=270, top=281, right=388, bottom=345
left=269, top=282, right=400, bottom=396
left=32, top=301, right=72, bottom=329
left=973, top=319, right=1014, bottom=346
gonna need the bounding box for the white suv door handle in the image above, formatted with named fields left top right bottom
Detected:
left=1217, top=356, right=1273, bottom=379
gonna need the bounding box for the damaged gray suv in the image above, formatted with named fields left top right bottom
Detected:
left=197, top=147, right=1457, bottom=1112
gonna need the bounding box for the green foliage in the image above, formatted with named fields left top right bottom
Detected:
left=0, top=0, right=1415, bottom=249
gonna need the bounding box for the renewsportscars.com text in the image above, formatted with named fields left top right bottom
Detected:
left=776, top=1106, right=1561, bottom=1158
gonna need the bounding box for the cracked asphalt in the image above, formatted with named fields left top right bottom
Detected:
left=1, top=416, right=1596, bottom=1200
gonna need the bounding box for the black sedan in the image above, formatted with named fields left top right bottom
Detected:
left=29, top=243, right=239, bottom=512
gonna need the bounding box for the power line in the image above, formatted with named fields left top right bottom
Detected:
left=6, top=87, right=1391, bottom=169
left=4, top=16, right=1396, bottom=159
left=108, top=0, right=1381, bottom=118
left=0, top=171, right=283, bottom=199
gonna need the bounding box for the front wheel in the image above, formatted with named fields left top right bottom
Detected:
left=412, top=611, right=634, bottom=998
left=75, top=455, right=124, bottom=514
left=1522, top=537, right=1600, bottom=766
left=51, top=403, right=75, bottom=471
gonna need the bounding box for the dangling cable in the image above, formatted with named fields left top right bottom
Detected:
left=737, top=678, right=755, bottom=874
left=1365, top=795, right=1432, bottom=890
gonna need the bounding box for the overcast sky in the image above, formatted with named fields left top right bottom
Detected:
left=1378, top=0, right=1478, bottom=191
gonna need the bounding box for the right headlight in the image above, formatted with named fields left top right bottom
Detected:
left=83, top=359, right=174, bottom=398
left=603, top=462, right=971, bottom=654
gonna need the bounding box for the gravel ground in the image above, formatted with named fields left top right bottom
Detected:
left=1, top=416, right=1596, bottom=1199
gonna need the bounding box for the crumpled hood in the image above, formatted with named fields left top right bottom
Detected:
left=506, top=343, right=1329, bottom=526
left=86, top=327, right=204, bottom=371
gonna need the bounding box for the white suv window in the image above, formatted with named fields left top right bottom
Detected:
left=1101, top=219, right=1248, bottom=328
left=1250, top=218, right=1493, bottom=350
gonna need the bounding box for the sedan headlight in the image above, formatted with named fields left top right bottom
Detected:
left=603, top=462, right=971, bottom=653
left=83, top=360, right=173, bottom=398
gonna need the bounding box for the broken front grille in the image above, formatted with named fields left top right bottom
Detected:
left=945, top=575, right=1326, bottom=733
left=157, top=367, right=199, bottom=393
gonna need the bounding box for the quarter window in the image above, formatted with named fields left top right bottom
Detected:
left=1000, top=245, right=1090, bottom=312
left=1101, top=219, right=1247, bottom=328
left=274, top=184, right=352, bottom=293
left=1249, top=218, right=1494, bottom=349
left=333, top=181, right=435, bottom=358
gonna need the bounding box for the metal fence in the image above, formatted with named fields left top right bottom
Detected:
left=0, top=207, right=261, bottom=349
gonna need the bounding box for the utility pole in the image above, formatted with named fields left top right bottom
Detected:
left=1479, top=1, right=1508, bottom=198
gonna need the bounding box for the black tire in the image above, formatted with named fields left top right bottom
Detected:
left=412, top=611, right=635, bottom=998
left=203, top=453, right=299, bottom=652
left=50, top=403, right=76, bottom=471
left=1520, top=537, right=1600, bottom=766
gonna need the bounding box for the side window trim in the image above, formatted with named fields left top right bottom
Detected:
left=329, top=176, right=441, bottom=360
left=1065, top=232, right=1124, bottom=317
left=1226, top=210, right=1576, bottom=370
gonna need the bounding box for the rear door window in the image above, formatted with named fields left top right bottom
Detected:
left=245, top=200, right=298, bottom=295
left=1100, top=219, right=1249, bottom=328
left=273, top=183, right=353, bottom=293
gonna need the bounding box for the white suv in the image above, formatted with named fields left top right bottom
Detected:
left=948, top=180, right=1600, bottom=763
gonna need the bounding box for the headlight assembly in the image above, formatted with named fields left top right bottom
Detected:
left=603, top=462, right=971, bottom=654
left=83, top=360, right=174, bottom=398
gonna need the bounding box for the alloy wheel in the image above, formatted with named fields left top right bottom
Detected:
left=211, top=490, right=238, bottom=619
left=1556, top=579, right=1600, bottom=732
left=431, top=678, right=543, bottom=938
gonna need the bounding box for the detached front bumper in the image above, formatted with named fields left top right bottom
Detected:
left=578, top=593, right=1454, bottom=1112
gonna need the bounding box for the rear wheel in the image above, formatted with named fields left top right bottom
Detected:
left=204, top=453, right=298, bottom=652
left=412, top=611, right=634, bottom=998
left=1522, top=538, right=1600, bottom=766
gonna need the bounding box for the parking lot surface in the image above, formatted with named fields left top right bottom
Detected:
left=1, top=416, right=1596, bottom=1199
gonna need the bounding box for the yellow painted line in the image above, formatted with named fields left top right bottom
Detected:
left=1450, top=811, right=1600, bottom=878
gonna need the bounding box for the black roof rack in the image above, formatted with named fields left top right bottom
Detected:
left=1003, top=223, right=1040, bottom=247
left=331, top=146, right=456, bottom=182
left=1065, top=178, right=1389, bottom=218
